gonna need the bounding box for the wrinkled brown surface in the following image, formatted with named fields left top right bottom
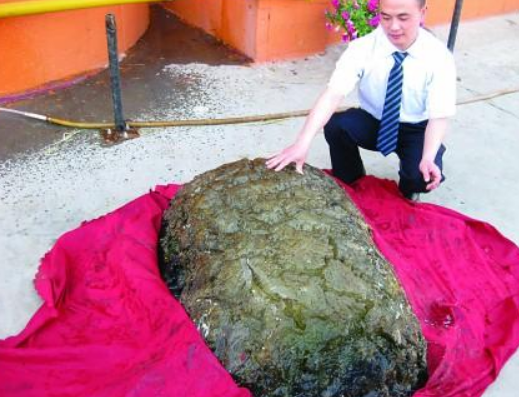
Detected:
left=159, top=158, right=427, bottom=397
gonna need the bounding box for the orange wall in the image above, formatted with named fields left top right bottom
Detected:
left=220, top=0, right=258, bottom=59
left=162, top=0, right=258, bottom=59
left=164, top=0, right=519, bottom=63
left=0, top=1, right=149, bottom=97
left=255, top=0, right=336, bottom=62
left=162, top=0, right=335, bottom=61
left=427, top=0, right=519, bottom=25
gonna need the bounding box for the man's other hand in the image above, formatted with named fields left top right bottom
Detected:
left=419, top=158, right=442, bottom=191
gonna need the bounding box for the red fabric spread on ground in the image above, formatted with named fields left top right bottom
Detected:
left=1, top=176, right=518, bottom=397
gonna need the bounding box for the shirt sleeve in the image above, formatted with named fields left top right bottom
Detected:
left=426, top=51, right=457, bottom=119
left=327, top=40, right=365, bottom=96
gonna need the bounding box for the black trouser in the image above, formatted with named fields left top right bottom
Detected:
left=324, top=108, right=446, bottom=197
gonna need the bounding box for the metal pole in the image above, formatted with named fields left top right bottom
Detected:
left=105, top=13, right=126, bottom=132
left=447, top=0, right=464, bottom=52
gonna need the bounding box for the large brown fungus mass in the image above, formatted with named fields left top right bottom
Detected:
left=159, top=158, right=427, bottom=397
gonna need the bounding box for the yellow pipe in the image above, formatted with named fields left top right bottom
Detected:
left=0, top=0, right=168, bottom=18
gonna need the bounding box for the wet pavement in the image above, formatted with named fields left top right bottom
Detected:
left=0, top=5, right=249, bottom=161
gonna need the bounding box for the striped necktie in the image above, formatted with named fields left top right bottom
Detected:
left=377, top=51, right=408, bottom=156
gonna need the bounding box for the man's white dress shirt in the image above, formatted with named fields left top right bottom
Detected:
left=328, top=26, right=456, bottom=123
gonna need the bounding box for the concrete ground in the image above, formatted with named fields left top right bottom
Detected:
left=1, top=8, right=519, bottom=396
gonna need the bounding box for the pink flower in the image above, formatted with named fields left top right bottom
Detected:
left=341, top=11, right=350, bottom=20
left=353, top=0, right=359, bottom=9
left=346, top=20, right=357, bottom=37
left=341, top=33, right=350, bottom=43
left=369, top=14, right=381, bottom=27
left=325, top=22, right=333, bottom=31
left=367, top=0, right=379, bottom=13
left=332, top=0, right=340, bottom=9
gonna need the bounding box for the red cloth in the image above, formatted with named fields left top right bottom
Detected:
left=337, top=176, right=519, bottom=397
left=1, top=176, right=519, bottom=397
left=0, top=185, right=251, bottom=397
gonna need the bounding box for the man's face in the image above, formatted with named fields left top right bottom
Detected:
left=379, top=0, right=426, bottom=50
